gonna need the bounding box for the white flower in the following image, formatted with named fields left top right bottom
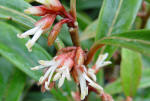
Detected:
left=31, top=55, right=74, bottom=90
left=54, top=58, right=73, bottom=88
left=17, top=14, right=55, bottom=52
left=95, top=53, right=111, bottom=69
left=88, top=53, right=111, bottom=81
left=77, top=66, right=103, bottom=100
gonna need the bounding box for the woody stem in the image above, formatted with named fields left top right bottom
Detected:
left=69, top=0, right=80, bottom=47
left=70, top=0, right=77, bottom=20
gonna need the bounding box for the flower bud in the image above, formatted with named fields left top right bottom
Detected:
left=35, top=0, right=62, bottom=11
left=48, top=19, right=70, bottom=46
left=24, top=6, right=46, bottom=16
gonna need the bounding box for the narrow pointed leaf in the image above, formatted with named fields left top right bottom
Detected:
left=94, top=30, right=150, bottom=56
left=121, top=48, right=142, bottom=96
left=0, top=21, right=51, bottom=80
left=95, top=0, right=142, bottom=59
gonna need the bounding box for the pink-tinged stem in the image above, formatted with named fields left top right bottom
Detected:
left=85, top=44, right=105, bottom=65
left=69, top=27, right=80, bottom=47
left=48, top=18, right=70, bottom=46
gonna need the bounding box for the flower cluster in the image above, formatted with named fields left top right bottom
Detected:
left=17, top=0, right=112, bottom=100
left=17, top=0, right=76, bottom=52
left=31, top=47, right=111, bottom=100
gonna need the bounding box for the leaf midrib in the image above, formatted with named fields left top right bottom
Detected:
left=0, top=5, right=36, bottom=23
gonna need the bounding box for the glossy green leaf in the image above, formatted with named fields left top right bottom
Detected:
left=105, top=68, right=150, bottom=95
left=76, top=0, right=102, bottom=10
left=95, top=0, right=142, bottom=59
left=0, top=0, right=36, bottom=28
left=94, top=30, right=150, bottom=56
left=0, top=58, right=26, bottom=101
left=3, top=69, right=26, bottom=101
left=104, top=79, right=122, bottom=95
left=121, top=48, right=142, bottom=96
left=80, top=20, right=98, bottom=41
left=0, top=21, right=51, bottom=80
left=0, top=58, right=14, bottom=101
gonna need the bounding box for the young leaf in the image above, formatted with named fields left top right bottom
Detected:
left=121, top=48, right=142, bottom=96
left=0, top=21, right=51, bottom=81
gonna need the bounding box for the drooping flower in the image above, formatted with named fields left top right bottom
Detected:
left=71, top=47, right=104, bottom=100
left=76, top=65, right=103, bottom=100
left=17, top=0, right=75, bottom=52
left=31, top=50, right=75, bottom=91
left=17, top=14, right=56, bottom=51
left=31, top=46, right=112, bottom=100
left=88, top=53, right=111, bottom=81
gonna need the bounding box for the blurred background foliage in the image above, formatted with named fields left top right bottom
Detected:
left=0, top=0, right=150, bottom=101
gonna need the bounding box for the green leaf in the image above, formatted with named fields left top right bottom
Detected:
left=104, top=79, right=122, bottom=95
left=0, top=21, right=51, bottom=80
left=95, top=0, right=142, bottom=59
left=0, top=58, right=14, bottom=101
left=94, top=30, right=150, bottom=56
left=104, top=68, right=150, bottom=95
left=0, top=57, right=26, bottom=101
left=121, top=48, right=142, bottom=96
left=0, top=0, right=36, bottom=28
left=3, top=69, right=26, bottom=101
left=80, top=20, right=98, bottom=41
left=76, top=0, right=102, bottom=10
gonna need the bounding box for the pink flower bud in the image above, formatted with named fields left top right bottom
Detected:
left=48, top=18, right=70, bottom=46
left=35, top=14, right=56, bottom=30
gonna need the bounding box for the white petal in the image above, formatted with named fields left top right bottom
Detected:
left=31, top=66, right=41, bottom=70
left=88, top=69, right=96, bottom=81
left=39, top=67, right=52, bottom=84
left=45, top=81, right=50, bottom=90
left=97, top=61, right=112, bottom=68
left=56, top=66, right=67, bottom=72
left=47, top=66, right=57, bottom=84
left=17, top=26, right=39, bottom=38
left=53, top=72, right=61, bottom=81
left=58, top=74, right=65, bottom=88
left=24, top=7, right=42, bottom=15
left=25, top=28, right=43, bottom=52
left=80, top=74, right=87, bottom=100
left=49, top=0, right=58, bottom=6
left=89, top=82, right=103, bottom=92
left=96, top=53, right=108, bottom=66
left=83, top=73, right=103, bottom=91
left=65, top=68, right=71, bottom=81
left=35, top=0, right=50, bottom=5
left=39, top=76, right=44, bottom=84
left=38, top=60, right=55, bottom=66
left=31, top=65, right=48, bottom=70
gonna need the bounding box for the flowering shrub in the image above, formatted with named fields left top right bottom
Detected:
left=0, top=0, right=150, bottom=101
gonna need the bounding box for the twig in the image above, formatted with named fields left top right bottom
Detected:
left=69, top=0, right=80, bottom=46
